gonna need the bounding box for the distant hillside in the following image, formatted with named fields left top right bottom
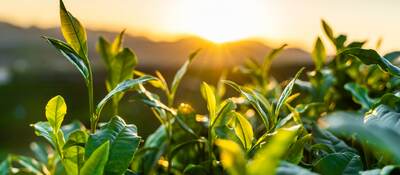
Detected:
left=0, top=21, right=311, bottom=75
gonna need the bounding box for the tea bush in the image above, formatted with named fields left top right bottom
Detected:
left=2, top=1, right=400, bottom=174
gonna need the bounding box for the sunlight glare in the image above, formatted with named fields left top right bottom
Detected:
left=173, top=0, right=272, bottom=43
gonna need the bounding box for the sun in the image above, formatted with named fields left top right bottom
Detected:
left=172, top=0, right=271, bottom=43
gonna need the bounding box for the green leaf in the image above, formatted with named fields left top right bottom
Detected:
left=285, top=134, right=311, bottom=164
left=44, top=37, right=89, bottom=82
left=262, top=44, right=287, bottom=79
left=248, top=125, right=300, bottom=175
left=111, top=30, right=125, bottom=54
left=0, top=157, right=10, bottom=175
left=321, top=20, right=335, bottom=45
left=170, top=49, right=200, bottom=104
left=97, top=37, right=112, bottom=69
left=276, top=161, right=318, bottom=175
left=201, top=82, right=217, bottom=124
left=85, top=116, right=141, bottom=175
left=313, top=152, right=363, bottom=175
left=80, top=141, right=110, bottom=175
left=215, top=125, right=242, bottom=145
left=139, top=126, right=167, bottom=174
left=59, top=0, right=88, bottom=58
left=107, top=48, right=138, bottom=91
left=96, top=75, right=155, bottom=116
left=365, top=105, right=400, bottom=130
left=11, top=155, right=43, bottom=174
left=341, top=48, right=400, bottom=77
left=30, top=142, right=49, bottom=164
left=45, top=95, right=67, bottom=133
left=312, top=123, right=357, bottom=154
left=344, top=82, right=376, bottom=110
left=383, top=51, right=400, bottom=62
left=215, top=139, right=247, bottom=175
left=183, top=164, right=208, bottom=175
left=312, top=37, right=326, bottom=70
left=224, top=80, right=271, bottom=129
left=63, top=130, right=87, bottom=175
left=325, top=114, right=400, bottom=163
left=232, top=112, right=253, bottom=151
left=275, top=68, right=304, bottom=118
left=359, top=165, right=400, bottom=175
left=31, top=121, right=65, bottom=152
left=213, top=99, right=237, bottom=127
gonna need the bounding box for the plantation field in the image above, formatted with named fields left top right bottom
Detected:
left=2, top=1, right=400, bottom=175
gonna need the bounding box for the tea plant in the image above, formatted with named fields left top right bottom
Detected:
left=2, top=0, right=400, bottom=174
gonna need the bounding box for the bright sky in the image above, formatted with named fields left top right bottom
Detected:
left=1, top=0, right=400, bottom=53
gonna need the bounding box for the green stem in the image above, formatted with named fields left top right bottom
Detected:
left=208, top=126, right=213, bottom=172
left=87, top=67, right=95, bottom=133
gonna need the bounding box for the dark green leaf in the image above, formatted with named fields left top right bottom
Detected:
left=276, top=161, right=318, bottom=175
left=344, top=82, right=376, bottom=110
left=85, top=116, right=141, bottom=175
left=341, top=48, right=400, bottom=77
left=321, top=20, right=335, bottom=45
left=44, top=37, right=89, bottom=82
left=359, top=165, right=400, bottom=175
left=312, top=122, right=357, bottom=154
left=96, top=75, right=155, bottom=116
left=383, top=51, right=400, bottom=62
left=313, top=152, right=363, bottom=175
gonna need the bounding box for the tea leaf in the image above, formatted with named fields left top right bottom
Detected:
left=341, top=48, right=400, bottom=77
left=312, top=37, right=326, bottom=70
left=59, top=0, right=88, bottom=58
left=45, top=95, right=67, bottom=133
left=201, top=82, right=217, bottom=123
left=96, top=75, right=155, bottom=117
left=275, top=68, right=304, bottom=118
left=81, top=141, right=110, bottom=175
left=170, top=49, right=200, bottom=104
left=248, top=125, right=300, bottom=175
left=313, top=152, right=363, bottom=175
left=344, top=82, right=375, bottom=110
left=232, top=112, right=253, bottom=151
left=44, top=37, right=90, bottom=83
left=216, top=139, right=247, bottom=175
left=63, top=130, right=87, bottom=175
left=85, top=116, right=141, bottom=174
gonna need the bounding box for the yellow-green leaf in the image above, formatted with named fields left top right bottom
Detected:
left=248, top=125, right=300, bottom=175
left=59, top=0, right=88, bottom=58
left=233, top=112, right=253, bottom=151
left=201, top=82, right=217, bottom=123
left=216, top=139, right=247, bottom=175
left=312, top=37, right=326, bottom=70
left=45, top=95, right=67, bottom=133
left=80, top=141, right=110, bottom=175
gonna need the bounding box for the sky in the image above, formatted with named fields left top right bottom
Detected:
left=1, top=0, right=400, bottom=53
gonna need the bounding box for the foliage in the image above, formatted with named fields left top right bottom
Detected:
left=2, top=2, right=400, bottom=175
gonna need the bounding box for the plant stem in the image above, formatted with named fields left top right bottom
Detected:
left=208, top=126, right=213, bottom=172
left=87, top=67, right=95, bottom=133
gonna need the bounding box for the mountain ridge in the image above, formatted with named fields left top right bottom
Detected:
left=0, top=21, right=311, bottom=74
